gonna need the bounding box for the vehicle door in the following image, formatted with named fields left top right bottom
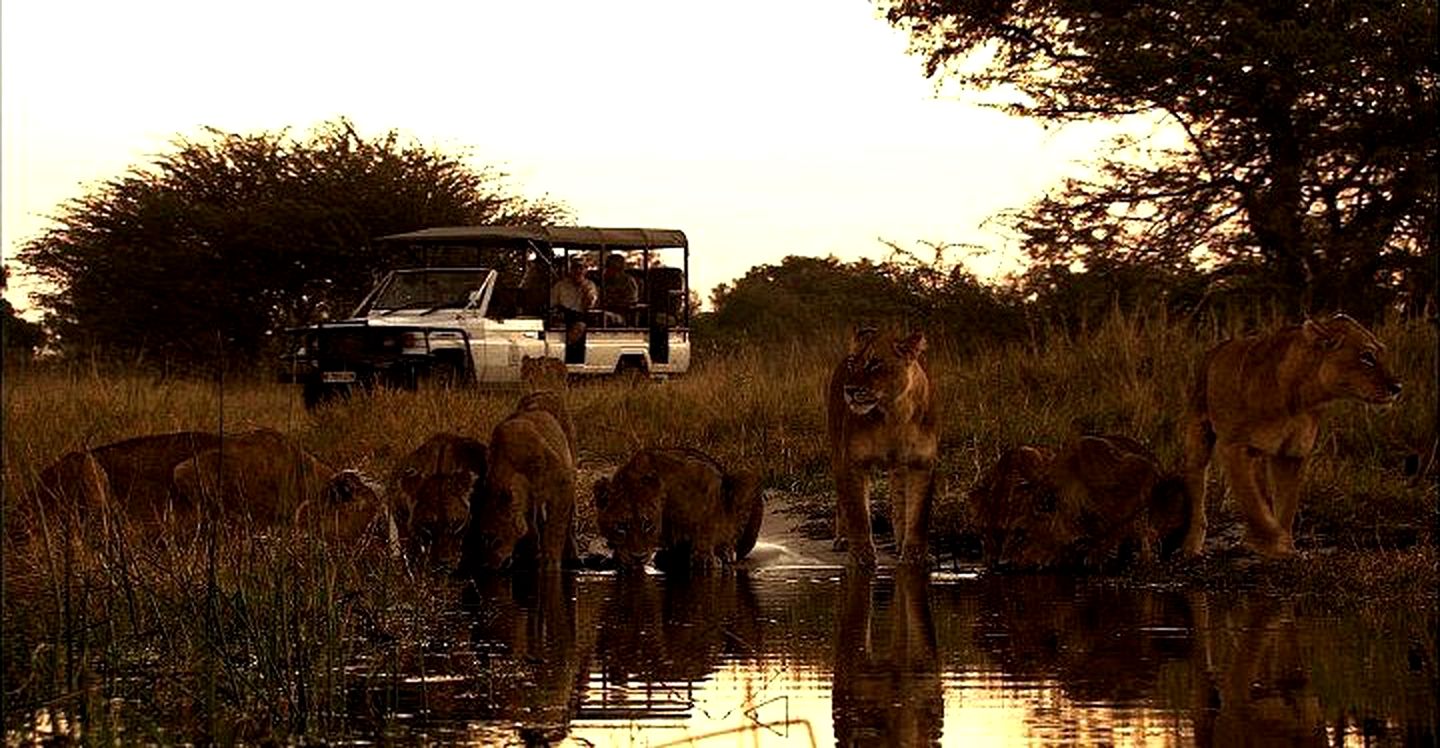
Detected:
left=474, top=272, right=550, bottom=383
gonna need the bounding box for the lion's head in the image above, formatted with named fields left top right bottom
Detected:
left=403, top=471, right=477, bottom=564
left=304, top=469, right=394, bottom=546
left=839, top=329, right=928, bottom=417
left=466, top=480, right=531, bottom=570
left=1304, top=314, right=1402, bottom=405
left=593, top=454, right=664, bottom=569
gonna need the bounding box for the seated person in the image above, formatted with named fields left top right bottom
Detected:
left=599, top=254, right=640, bottom=325
left=551, top=257, right=597, bottom=344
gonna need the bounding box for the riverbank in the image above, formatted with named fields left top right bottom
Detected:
left=771, top=489, right=1437, bottom=608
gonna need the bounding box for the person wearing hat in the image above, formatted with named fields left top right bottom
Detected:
left=551, top=256, right=598, bottom=346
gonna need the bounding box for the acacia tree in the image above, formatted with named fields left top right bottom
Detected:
left=19, top=119, right=568, bottom=367
left=882, top=0, right=1437, bottom=319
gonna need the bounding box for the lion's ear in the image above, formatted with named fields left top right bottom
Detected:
left=593, top=477, right=610, bottom=510
left=1303, top=317, right=1343, bottom=350
left=849, top=326, right=879, bottom=355
left=895, top=332, right=927, bottom=360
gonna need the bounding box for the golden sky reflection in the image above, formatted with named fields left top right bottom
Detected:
left=560, top=661, right=1197, bottom=747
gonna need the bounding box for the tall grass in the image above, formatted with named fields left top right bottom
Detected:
left=4, top=312, right=1435, bottom=741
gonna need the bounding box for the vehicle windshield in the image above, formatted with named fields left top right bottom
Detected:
left=367, top=269, right=490, bottom=314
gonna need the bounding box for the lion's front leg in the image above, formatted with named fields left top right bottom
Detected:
left=537, top=475, right=576, bottom=572
left=895, top=464, right=934, bottom=568
left=888, top=467, right=905, bottom=553
left=1218, top=444, right=1289, bottom=557
left=1180, top=415, right=1215, bottom=557
left=1267, top=455, right=1305, bottom=552
left=836, top=467, right=876, bottom=569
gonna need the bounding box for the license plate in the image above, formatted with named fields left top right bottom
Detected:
left=321, top=371, right=357, bottom=384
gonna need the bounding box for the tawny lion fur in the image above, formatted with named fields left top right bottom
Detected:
left=972, top=434, right=1190, bottom=569
left=35, top=431, right=223, bottom=523
left=461, top=390, right=577, bottom=572
left=389, top=432, right=488, bottom=565
left=828, top=328, right=939, bottom=569
left=521, top=355, right=569, bottom=393
left=1181, top=314, right=1401, bottom=557
left=172, top=428, right=392, bottom=544
left=594, top=448, right=762, bottom=572
left=34, top=430, right=389, bottom=545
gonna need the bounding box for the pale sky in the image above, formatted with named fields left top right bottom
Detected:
left=2, top=0, right=1139, bottom=316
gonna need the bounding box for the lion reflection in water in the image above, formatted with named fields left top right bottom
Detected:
left=974, top=578, right=1367, bottom=746
left=832, top=570, right=943, bottom=747
left=592, top=573, right=763, bottom=687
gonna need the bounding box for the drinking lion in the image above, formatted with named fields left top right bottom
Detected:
left=461, top=391, right=577, bottom=572
left=593, top=447, right=762, bottom=572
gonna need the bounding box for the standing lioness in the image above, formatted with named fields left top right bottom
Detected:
left=1181, top=314, right=1401, bottom=557
left=828, top=328, right=939, bottom=569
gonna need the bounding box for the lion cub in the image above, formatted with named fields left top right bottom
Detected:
left=828, top=328, right=938, bottom=569
left=594, top=448, right=762, bottom=572
left=462, top=390, right=577, bottom=572
left=1181, top=314, right=1402, bottom=557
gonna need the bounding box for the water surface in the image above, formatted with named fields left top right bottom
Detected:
left=346, top=566, right=1436, bottom=746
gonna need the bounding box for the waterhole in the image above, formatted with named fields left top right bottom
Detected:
left=338, top=567, right=1434, bottom=747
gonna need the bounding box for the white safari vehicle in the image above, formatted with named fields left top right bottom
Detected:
left=285, top=226, right=692, bottom=407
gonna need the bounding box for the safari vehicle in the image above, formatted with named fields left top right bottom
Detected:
left=284, top=226, right=691, bottom=407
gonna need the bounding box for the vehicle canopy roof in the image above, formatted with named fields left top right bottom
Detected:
left=376, top=226, right=687, bottom=253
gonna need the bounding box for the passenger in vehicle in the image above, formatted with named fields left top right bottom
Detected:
left=600, top=254, right=639, bottom=326
left=551, top=257, right=597, bottom=344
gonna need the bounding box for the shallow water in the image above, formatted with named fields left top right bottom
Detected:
left=343, top=566, right=1436, bottom=747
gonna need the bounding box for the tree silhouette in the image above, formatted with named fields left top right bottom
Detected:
left=703, top=252, right=1025, bottom=352
left=18, top=119, right=568, bottom=368
left=882, top=0, right=1437, bottom=319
